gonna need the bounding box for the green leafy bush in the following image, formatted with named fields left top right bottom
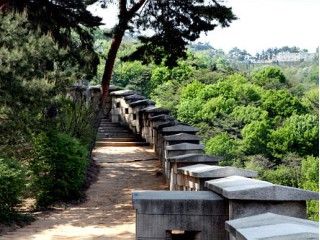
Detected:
left=205, top=133, right=241, bottom=165
left=300, top=156, right=319, bottom=220
left=252, top=66, right=287, bottom=89
left=56, top=99, right=96, bottom=146
left=268, top=114, right=318, bottom=158
left=261, top=89, right=305, bottom=118
left=31, top=131, right=88, bottom=207
left=151, top=80, right=182, bottom=116
left=241, top=120, right=270, bottom=155
left=0, top=157, right=25, bottom=221
left=262, top=165, right=300, bottom=188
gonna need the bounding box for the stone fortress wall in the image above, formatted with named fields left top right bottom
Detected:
left=69, top=85, right=319, bottom=240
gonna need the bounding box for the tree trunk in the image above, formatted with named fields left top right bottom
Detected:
left=100, top=28, right=125, bottom=111
left=100, top=0, right=147, bottom=113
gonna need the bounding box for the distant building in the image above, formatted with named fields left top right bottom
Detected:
left=254, top=52, right=315, bottom=63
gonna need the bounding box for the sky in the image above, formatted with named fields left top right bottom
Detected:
left=88, top=0, right=320, bottom=55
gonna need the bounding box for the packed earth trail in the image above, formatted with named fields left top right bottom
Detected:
left=1, top=119, right=167, bottom=240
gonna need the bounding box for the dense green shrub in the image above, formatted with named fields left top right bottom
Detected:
left=261, top=89, right=305, bottom=118
left=31, top=131, right=88, bottom=207
left=268, top=114, right=318, bottom=158
left=205, top=133, right=241, bottom=165
left=262, top=165, right=300, bottom=188
left=150, top=80, right=182, bottom=116
left=252, top=66, right=287, bottom=89
left=241, top=120, right=270, bottom=155
left=56, top=99, right=96, bottom=146
left=0, top=157, right=25, bottom=221
left=300, top=156, right=319, bottom=220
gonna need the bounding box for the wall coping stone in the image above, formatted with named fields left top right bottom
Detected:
left=161, top=124, right=199, bottom=133
left=88, top=85, right=101, bottom=91
left=153, top=121, right=177, bottom=130
left=164, top=133, right=201, bottom=141
left=177, top=164, right=257, bottom=178
left=132, top=190, right=225, bottom=215
left=133, top=190, right=219, bottom=201
left=110, top=89, right=136, bottom=96
left=151, top=116, right=176, bottom=123
left=129, top=99, right=155, bottom=107
left=140, top=106, right=170, bottom=114
left=148, top=114, right=168, bottom=121
left=166, top=143, right=204, bottom=151
left=205, top=176, right=319, bottom=201
left=140, top=106, right=158, bottom=112
left=167, top=153, right=221, bottom=163
left=124, top=94, right=146, bottom=102
left=109, top=85, right=123, bottom=92
left=225, top=213, right=319, bottom=240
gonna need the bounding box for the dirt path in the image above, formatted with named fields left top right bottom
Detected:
left=2, top=146, right=167, bottom=240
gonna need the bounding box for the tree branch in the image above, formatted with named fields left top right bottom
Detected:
left=127, top=0, right=147, bottom=18
left=119, top=0, right=127, bottom=16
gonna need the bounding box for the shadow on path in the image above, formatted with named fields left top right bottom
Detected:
left=2, top=146, right=167, bottom=240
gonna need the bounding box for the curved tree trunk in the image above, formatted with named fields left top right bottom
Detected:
left=100, top=0, right=147, bottom=114
left=100, top=29, right=125, bottom=112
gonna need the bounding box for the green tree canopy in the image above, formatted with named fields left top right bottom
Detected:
left=99, top=0, right=236, bottom=102
left=2, top=0, right=102, bottom=78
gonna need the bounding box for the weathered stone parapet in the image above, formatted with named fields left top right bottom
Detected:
left=129, top=99, right=155, bottom=107
left=205, top=176, right=319, bottom=220
left=132, top=190, right=228, bottom=240
left=109, top=85, right=123, bottom=92
left=165, top=143, right=205, bottom=159
left=166, top=154, right=221, bottom=190
left=161, top=124, right=199, bottom=134
left=164, top=144, right=206, bottom=180
left=225, top=213, right=319, bottom=240
left=148, top=114, right=172, bottom=147
left=177, top=164, right=257, bottom=191
left=120, top=94, right=146, bottom=133
left=123, top=94, right=146, bottom=103
left=164, top=133, right=201, bottom=144
left=110, top=90, right=137, bottom=123
left=140, top=107, right=171, bottom=143
left=110, top=89, right=137, bottom=97
left=128, top=99, right=155, bottom=135
left=152, top=120, right=177, bottom=160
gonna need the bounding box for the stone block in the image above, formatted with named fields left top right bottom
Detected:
left=205, top=176, right=319, bottom=220
left=143, top=107, right=170, bottom=115
left=177, top=164, right=257, bottom=191
left=109, top=85, right=123, bottom=92
left=140, top=107, right=169, bottom=142
left=123, top=94, right=145, bottom=103
left=148, top=114, right=168, bottom=121
left=110, top=89, right=136, bottom=97
left=166, top=154, right=221, bottom=190
left=205, top=176, right=319, bottom=201
left=129, top=99, right=155, bottom=107
left=132, top=191, right=228, bottom=240
left=165, top=143, right=205, bottom=161
left=161, top=124, right=199, bottom=134
left=153, top=121, right=176, bottom=160
left=164, top=133, right=201, bottom=142
left=225, top=212, right=319, bottom=240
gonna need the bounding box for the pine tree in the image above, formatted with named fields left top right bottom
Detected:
left=99, top=0, right=236, bottom=104
left=1, top=0, right=102, bottom=78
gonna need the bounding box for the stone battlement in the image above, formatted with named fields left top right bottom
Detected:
left=70, top=85, right=319, bottom=240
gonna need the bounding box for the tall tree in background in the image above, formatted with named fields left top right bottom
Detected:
left=99, top=0, right=236, bottom=103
